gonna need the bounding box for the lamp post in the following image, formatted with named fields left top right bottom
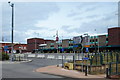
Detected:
left=94, top=29, right=99, bottom=53
left=8, top=1, right=14, bottom=61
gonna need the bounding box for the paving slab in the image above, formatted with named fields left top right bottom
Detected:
left=36, top=65, right=106, bottom=78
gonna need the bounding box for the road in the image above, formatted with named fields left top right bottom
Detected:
left=2, top=58, right=107, bottom=80
left=2, top=58, right=65, bottom=78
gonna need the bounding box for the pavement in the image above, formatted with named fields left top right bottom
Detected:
left=36, top=65, right=106, bottom=79
left=1, top=59, right=32, bottom=64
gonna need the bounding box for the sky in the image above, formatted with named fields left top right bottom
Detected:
left=1, top=2, right=118, bottom=43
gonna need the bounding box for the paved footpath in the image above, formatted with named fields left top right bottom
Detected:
left=36, top=65, right=106, bottom=79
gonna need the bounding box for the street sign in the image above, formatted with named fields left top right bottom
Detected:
left=62, top=48, right=64, bottom=52
left=83, top=57, right=89, bottom=60
left=73, top=45, right=78, bottom=47
left=84, top=45, right=90, bottom=47
left=4, top=46, right=9, bottom=51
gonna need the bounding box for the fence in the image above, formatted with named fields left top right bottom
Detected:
left=13, top=54, right=28, bottom=61
left=108, top=62, right=120, bottom=76
left=74, top=52, right=120, bottom=75
left=84, top=52, right=120, bottom=66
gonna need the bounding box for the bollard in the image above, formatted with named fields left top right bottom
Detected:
left=62, top=54, right=64, bottom=68
left=85, top=65, right=87, bottom=76
left=73, top=55, right=75, bottom=70
left=106, top=68, right=109, bottom=78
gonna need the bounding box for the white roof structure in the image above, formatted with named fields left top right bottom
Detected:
left=39, top=44, right=47, bottom=47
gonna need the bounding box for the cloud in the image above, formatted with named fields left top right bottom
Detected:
left=60, top=9, right=118, bottom=35
left=2, top=2, right=118, bottom=43
left=2, top=2, right=60, bottom=43
left=67, top=2, right=98, bottom=18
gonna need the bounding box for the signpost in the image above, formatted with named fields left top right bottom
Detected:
left=83, top=57, right=89, bottom=76
left=4, top=46, right=9, bottom=52
left=73, top=36, right=83, bottom=60
left=83, top=57, right=89, bottom=60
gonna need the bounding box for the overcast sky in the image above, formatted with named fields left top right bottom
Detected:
left=1, top=2, right=118, bottom=43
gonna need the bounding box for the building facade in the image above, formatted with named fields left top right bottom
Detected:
left=14, top=44, right=27, bottom=53
left=89, top=35, right=108, bottom=52
left=27, top=38, right=45, bottom=52
left=108, top=27, right=120, bottom=46
left=0, top=42, right=27, bottom=53
left=90, top=35, right=108, bottom=47
left=27, top=27, right=120, bottom=53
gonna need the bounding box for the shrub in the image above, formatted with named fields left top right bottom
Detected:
left=1, top=52, right=9, bottom=61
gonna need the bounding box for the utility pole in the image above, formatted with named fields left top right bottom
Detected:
left=8, top=1, right=14, bottom=61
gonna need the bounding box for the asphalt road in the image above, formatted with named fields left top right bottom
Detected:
left=2, top=58, right=107, bottom=80
left=2, top=58, right=65, bottom=78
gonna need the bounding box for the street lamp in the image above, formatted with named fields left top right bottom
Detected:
left=94, top=29, right=99, bottom=53
left=8, top=1, right=14, bottom=61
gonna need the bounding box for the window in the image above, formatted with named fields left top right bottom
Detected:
left=58, top=45, right=62, bottom=47
left=91, top=36, right=93, bottom=38
left=106, top=38, right=108, bottom=41
left=69, top=44, right=73, bottom=46
left=106, top=35, right=108, bottom=37
left=90, top=40, right=92, bottom=42
left=69, top=41, right=73, bottom=43
left=106, top=41, right=108, bottom=43
left=50, top=45, right=54, bottom=47
left=96, top=39, right=98, bottom=42
left=50, top=43, right=54, bottom=45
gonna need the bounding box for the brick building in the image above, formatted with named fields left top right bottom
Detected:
left=27, top=38, right=45, bottom=52
left=108, top=27, right=120, bottom=46
left=90, top=35, right=108, bottom=47
left=44, top=40, right=55, bottom=49
left=89, top=35, right=108, bottom=52
left=0, top=42, right=27, bottom=53
left=27, top=27, right=120, bottom=53
left=14, top=44, right=27, bottom=53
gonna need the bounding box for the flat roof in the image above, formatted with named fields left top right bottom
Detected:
left=108, top=27, right=120, bottom=29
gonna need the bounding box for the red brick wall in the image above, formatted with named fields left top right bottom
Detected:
left=14, top=44, right=27, bottom=50
left=108, top=27, right=120, bottom=46
left=27, top=38, right=45, bottom=52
